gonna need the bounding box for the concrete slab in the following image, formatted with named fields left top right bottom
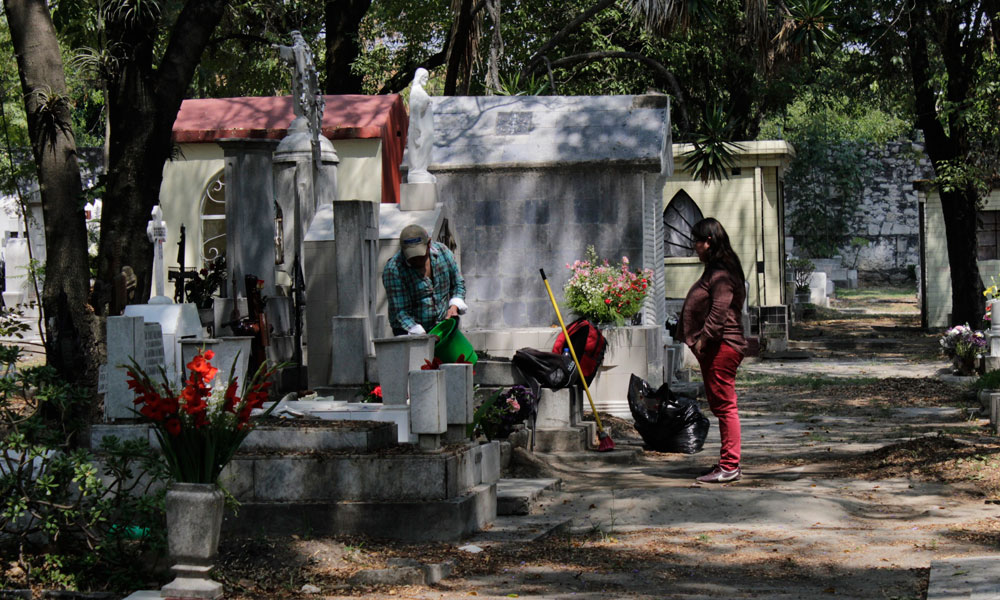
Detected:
left=223, top=483, right=496, bottom=541
left=240, top=422, right=396, bottom=453
left=536, top=449, right=642, bottom=468
left=532, top=427, right=590, bottom=453
left=120, top=592, right=160, bottom=600
left=463, top=514, right=571, bottom=545
left=927, top=556, right=1000, bottom=600
left=497, top=477, right=561, bottom=516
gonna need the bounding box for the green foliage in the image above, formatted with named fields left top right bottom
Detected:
left=468, top=388, right=503, bottom=440
left=494, top=71, right=551, bottom=96
left=845, top=236, right=869, bottom=270
left=973, top=369, right=1000, bottom=393
left=935, top=160, right=992, bottom=206
left=178, top=255, right=226, bottom=309
left=780, top=101, right=883, bottom=258
left=681, top=105, right=743, bottom=183
left=468, top=385, right=534, bottom=441
left=788, top=257, right=815, bottom=292
left=0, top=328, right=169, bottom=591
left=356, top=0, right=452, bottom=94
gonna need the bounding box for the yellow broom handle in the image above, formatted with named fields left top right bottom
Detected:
left=540, top=269, right=605, bottom=435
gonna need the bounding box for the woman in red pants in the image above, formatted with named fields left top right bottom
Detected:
left=679, top=217, right=747, bottom=483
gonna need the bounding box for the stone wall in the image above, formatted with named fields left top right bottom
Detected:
left=786, top=138, right=933, bottom=282
left=435, top=165, right=650, bottom=329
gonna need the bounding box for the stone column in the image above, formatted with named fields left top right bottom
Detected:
left=217, top=139, right=280, bottom=299
left=409, top=369, right=447, bottom=451
left=441, top=363, right=474, bottom=442
left=373, top=335, right=435, bottom=405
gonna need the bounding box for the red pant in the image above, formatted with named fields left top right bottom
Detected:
left=697, top=342, right=744, bottom=470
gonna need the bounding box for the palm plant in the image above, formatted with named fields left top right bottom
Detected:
left=627, top=0, right=836, bottom=182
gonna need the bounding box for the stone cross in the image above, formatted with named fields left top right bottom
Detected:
left=146, top=205, right=170, bottom=304
left=276, top=30, right=325, bottom=166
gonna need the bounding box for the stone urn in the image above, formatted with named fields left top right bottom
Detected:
left=161, top=482, right=225, bottom=599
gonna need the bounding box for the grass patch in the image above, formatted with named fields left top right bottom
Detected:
left=836, top=286, right=917, bottom=300
left=736, top=372, right=880, bottom=389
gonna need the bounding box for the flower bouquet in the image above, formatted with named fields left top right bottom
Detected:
left=470, top=385, right=536, bottom=441
left=564, top=246, right=653, bottom=325
left=940, top=324, right=986, bottom=375
left=126, top=349, right=281, bottom=483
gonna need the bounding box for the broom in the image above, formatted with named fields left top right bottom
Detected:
left=540, top=269, right=615, bottom=452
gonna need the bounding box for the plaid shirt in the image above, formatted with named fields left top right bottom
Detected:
left=382, top=241, right=466, bottom=333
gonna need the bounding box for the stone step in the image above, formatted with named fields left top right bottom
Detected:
left=927, top=556, right=1000, bottom=599
left=464, top=514, right=571, bottom=544
left=535, top=448, right=642, bottom=468
left=496, top=477, right=562, bottom=516
left=223, top=482, right=496, bottom=542
left=240, top=421, right=398, bottom=453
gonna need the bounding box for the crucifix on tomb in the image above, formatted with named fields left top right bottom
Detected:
left=147, top=205, right=171, bottom=304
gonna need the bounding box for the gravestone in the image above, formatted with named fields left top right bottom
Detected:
left=103, top=316, right=165, bottom=420
left=179, top=337, right=252, bottom=397
left=123, top=304, right=202, bottom=386
left=1, top=236, right=33, bottom=308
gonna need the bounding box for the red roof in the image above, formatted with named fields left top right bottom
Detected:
left=172, top=95, right=407, bottom=204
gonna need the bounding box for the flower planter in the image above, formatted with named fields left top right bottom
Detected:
left=161, top=482, right=224, bottom=600
left=953, top=355, right=978, bottom=376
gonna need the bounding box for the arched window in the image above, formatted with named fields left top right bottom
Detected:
left=200, top=171, right=226, bottom=265
left=663, top=190, right=703, bottom=258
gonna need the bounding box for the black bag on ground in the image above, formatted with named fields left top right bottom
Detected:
left=627, top=374, right=710, bottom=454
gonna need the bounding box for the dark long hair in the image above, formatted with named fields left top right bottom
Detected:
left=691, top=218, right=745, bottom=286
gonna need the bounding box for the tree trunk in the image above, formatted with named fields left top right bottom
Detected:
left=324, top=0, right=372, bottom=94
left=443, top=0, right=477, bottom=95
left=5, top=0, right=103, bottom=407
left=94, top=0, right=230, bottom=315
left=939, top=186, right=984, bottom=325
left=907, top=3, right=985, bottom=327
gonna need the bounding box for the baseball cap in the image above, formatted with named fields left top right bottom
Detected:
left=400, top=224, right=430, bottom=259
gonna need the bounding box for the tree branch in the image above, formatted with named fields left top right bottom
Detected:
left=377, top=48, right=450, bottom=94
left=544, top=50, right=690, bottom=134
left=520, top=0, right=617, bottom=78
left=155, top=0, right=229, bottom=113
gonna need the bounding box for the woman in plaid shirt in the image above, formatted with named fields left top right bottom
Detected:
left=383, top=224, right=467, bottom=335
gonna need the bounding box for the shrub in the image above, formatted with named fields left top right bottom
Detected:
left=0, top=306, right=169, bottom=592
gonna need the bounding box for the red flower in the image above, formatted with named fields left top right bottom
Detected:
left=224, top=380, right=240, bottom=413
left=165, top=418, right=181, bottom=436
left=421, top=357, right=443, bottom=370
left=373, top=385, right=382, bottom=398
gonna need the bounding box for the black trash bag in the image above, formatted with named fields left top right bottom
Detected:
left=627, top=374, right=710, bottom=454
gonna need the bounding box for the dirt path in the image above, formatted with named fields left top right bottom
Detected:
left=220, top=288, right=1000, bottom=600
